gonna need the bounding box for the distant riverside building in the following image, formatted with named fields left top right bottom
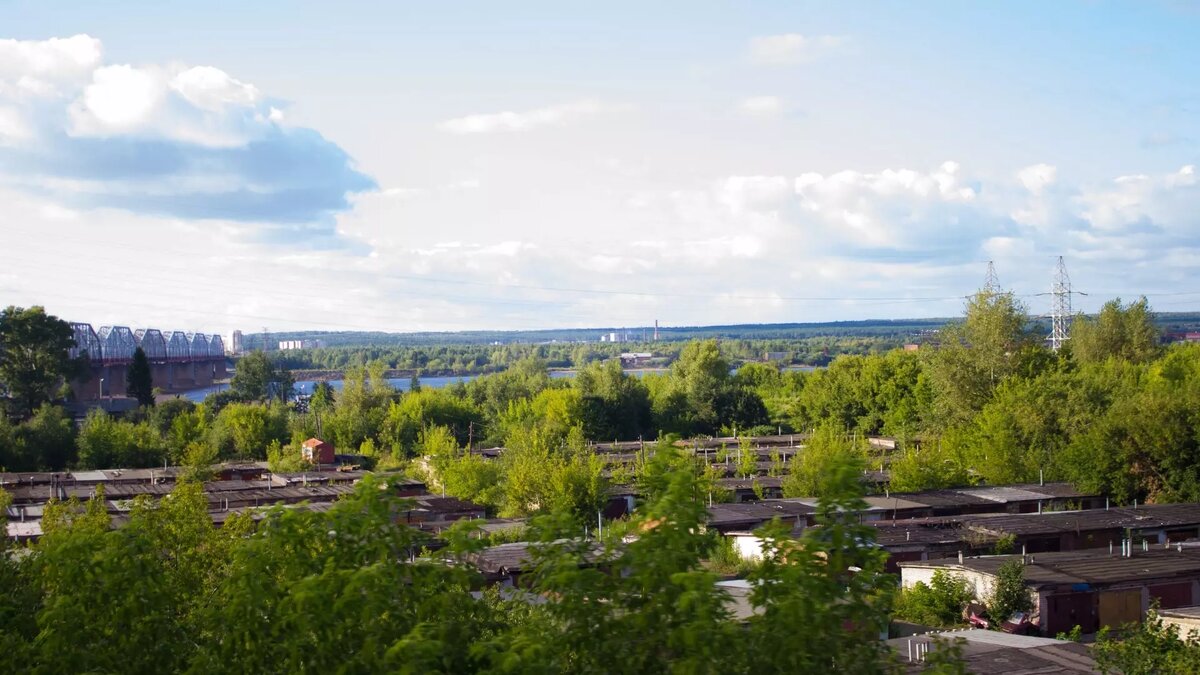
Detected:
left=601, top=331, right=635, bottom=343
left=763, top=351, right=791, bottom=362
left=620, top=352, right=653, bottom=366
left=230, top=330, right=244, bottom=355
left=278, top=339, right=325, bottom=350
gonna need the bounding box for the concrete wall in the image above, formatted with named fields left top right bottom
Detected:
left=732, top=533, right=765, bottom=561
left=1161, top=613, right=1200, bottom=641
left=901, top=564, right=1012, bottom=606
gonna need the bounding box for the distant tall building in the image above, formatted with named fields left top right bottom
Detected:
left=230, top=330, right=244, bottom=355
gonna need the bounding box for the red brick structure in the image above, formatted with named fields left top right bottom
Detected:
left=301, top=438, right=335, bottom=465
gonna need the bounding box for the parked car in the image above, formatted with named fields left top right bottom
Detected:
left=964, top=603, right=1037, bottom=635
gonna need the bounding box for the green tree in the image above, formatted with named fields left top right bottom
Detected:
left=208, top=402, right=289, bottom=460
left=311, top=380, right=335, bottom=411
left=987, top=560, right=1033, bottom=625
left=887, top=439, right=973, bottom=493
left=149, top=398, right=195, bottom=435
left=231, top=351, right=294, bottom=402
left=672, top=339, right=732, bottom=434
left=574, top=360, right=653, bottom=441
left=126, top=346, right=155, bottom=407
left=439, top=452, right=504, bottom=508
left=190, top=475, right=493, bottom=673
left=1058, top=355, right=1200, bottom=503
left=742, top=457, right=898, bottom=672
left=19, top=404, right=76, bottom=470
left=76, top=409, right=167, bottom=468
left=781, top=424, right=867, bottom=498
left=380, top=388, right=482, bottom=455
left=1094, top=608, right=1200, bottom=675
left=736, top=436, right=758, bottom=478
left=1071, top=297, right=1160, bottom=365
left=925, top=290, right=1039, bottom=428
left=0, top=306, right=79, bottom=416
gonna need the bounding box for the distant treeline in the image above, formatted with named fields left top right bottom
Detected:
left=242, top=318, right=954, bottom=351
left=245, top=310, right=1200, bottom=356
left=266, top=336, right=903, bottom=374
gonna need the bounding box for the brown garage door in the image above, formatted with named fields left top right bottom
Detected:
left=1150, top=582, right=1193, bottom=610
left=1099, top=589, right=1143, bottom=629
left=1043, top=592, right=1097, bottom=636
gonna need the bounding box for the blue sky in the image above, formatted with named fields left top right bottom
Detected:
left=1, top=1, right=1198, bottom=335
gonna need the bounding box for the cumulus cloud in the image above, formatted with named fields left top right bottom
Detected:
left=1077, top=165, right=1197, bottom=233
left=748, top=33, right=845, bottom=65
left=437, top=99, right=631, bottom=134
left=0, top=34, right=373, bottom=228
left=1017, top=163, right=1057, bottom=195
left=792, top=161, right=983, bottom=250
left=738, top=95, right=784, bottom=117
left=0, top=34, right=102, bottom=96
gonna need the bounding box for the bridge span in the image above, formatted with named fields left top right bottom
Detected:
left=69, top=323, right=229, bottom=400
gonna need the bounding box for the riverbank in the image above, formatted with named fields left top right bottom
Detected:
left=284, top=366, right=672, bottom=381
left=285, top=368, right=503, bottom=381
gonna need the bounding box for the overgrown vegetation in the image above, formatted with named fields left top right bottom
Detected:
left=986, top=560, right=1034, bottom=624
left=1094, top=608, right=1200, bottom=674
left=893, top=570, right=974, bottom=628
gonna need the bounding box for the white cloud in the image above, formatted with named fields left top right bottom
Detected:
left=717, top=175, right=792, bottom=214
left=748, top=33, right=845, bottom=65
left=0, top=35, right=373, bottom=224
left=1077, top=165, right=1198, bottom=233
left=437, top=99, right=631, bottom=134
left=169, top=66, right=260, bottom=112
left=65, top=63, right=274, bottom=147
left=70, top=64, right=164, bottom=133
left=793, top=161, right=979, bottom=247
left=0, top=34, right=102, bottom=95
left=1017, top=163, right=1057, bottom=195
left=738, top=95, right=784, bottom=117
left=0, top=105, right=30, bottom=143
